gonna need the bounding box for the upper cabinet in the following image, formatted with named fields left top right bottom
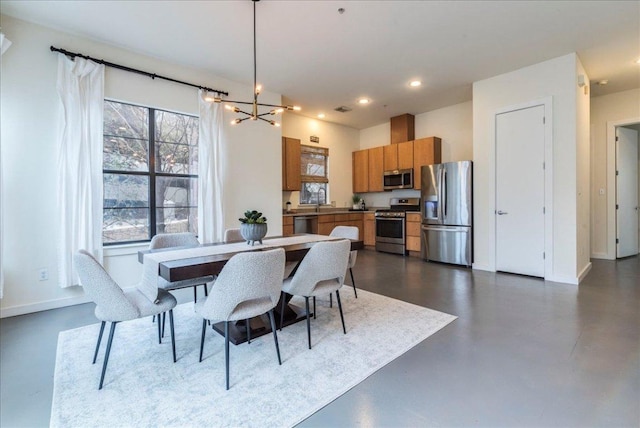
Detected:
left=368, top=146, right=384, bottom=192
left=352, top=149, right=369, bottom=193
left=413, top=137, right=442, bottom=190
left=384, top=140, right=414, bottom=171
left=282, top=137, right=301, bottom=191
left=390, top=113, right=415, bottom=144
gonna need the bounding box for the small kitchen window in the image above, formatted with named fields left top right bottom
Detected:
left=299, top=145, right=329, bottom=205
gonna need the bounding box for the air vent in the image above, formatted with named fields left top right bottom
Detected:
left=334, top=106, right=352, bottom=113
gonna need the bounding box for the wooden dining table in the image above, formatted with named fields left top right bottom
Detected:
left=138, top=233, right=364, bottom=345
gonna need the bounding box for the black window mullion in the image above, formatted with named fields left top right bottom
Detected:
left=149, top=107, right=157, bottom=238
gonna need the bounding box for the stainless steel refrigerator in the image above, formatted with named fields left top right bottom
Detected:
left=421, top=161, right=473, bottom=266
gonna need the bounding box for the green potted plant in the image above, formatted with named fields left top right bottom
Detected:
left=352, top=194, right=361, bottom=210
left=239, top=210, right=268, bottom=246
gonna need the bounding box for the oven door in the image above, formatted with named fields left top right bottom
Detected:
left=375, top=217, right=405, bottom=244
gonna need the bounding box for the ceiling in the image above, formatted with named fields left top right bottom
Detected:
left=1, top=1, right=639, bottom=129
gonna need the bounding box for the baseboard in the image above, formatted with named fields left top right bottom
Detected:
left=545, top=273, right=579, bottom=285
left=590, top=252, right=613, bottom=260
left=578, top=262, right=592, bottom=283
left=472, top=263, right=494, bottom=272
left=0, top=293, right=92, bottom=318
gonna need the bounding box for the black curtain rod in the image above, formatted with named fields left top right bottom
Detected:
left=50, top=46, right=229, bottom=97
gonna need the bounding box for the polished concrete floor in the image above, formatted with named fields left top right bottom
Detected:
left=1, top=250, right=638, bottom=427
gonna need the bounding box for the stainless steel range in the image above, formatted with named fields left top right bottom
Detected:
left=375, top=197, right=420, bottom=255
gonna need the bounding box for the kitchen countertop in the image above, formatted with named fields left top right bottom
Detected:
left=283, top=209, right=379, bottom=217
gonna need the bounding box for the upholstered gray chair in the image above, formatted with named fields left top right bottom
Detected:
left=149, top=232, right=215, bottom=303
left=224, top=228, right=243, bottom=242
left=74, top=250, right=177, bottom=390
left=196, top=248, right=286, bottom=390
left=330, top=226, right=359, bottom=298
left=280, top=239, right=350, bottom=349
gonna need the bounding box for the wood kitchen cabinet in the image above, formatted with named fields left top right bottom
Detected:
left=413, top=137, right=442, bottom=190
left=385, top=140, right=414, bottom=171
left=390, top=113, right=415, bottom=144
left=368, top=146, right=384, bottom=192
left=352, top=149, right=369, bottom=193
left=364, top=213, right=375, bottom=246
left=282, top=216, right=294, bottom=236
left=405, top=212, right=422, bottom=253
left=282, top=137, right=301, bottom=191
left=317, top=214, right=335, bottom=236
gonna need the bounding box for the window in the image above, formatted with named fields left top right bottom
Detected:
left=299, top=145, right=329, bottom=205
left=103, top=100, right=199, bottom=244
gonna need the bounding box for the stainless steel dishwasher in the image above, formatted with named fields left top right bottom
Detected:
left=294, top=216, right=317, bottom=234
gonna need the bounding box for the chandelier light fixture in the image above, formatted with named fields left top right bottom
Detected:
left=206, top=0, right=300, bottom=127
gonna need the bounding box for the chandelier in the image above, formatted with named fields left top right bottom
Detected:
left=206, top=0, right=300, bottom=126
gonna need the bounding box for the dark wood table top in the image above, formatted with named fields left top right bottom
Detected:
left=138, top=234, right=363, bottom=282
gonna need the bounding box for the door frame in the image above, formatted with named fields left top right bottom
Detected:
left=606, top=117, right=640, bottom=260
left=494, top=97, right=553, bottom=280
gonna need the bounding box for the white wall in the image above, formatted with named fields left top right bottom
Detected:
left=281, top=114, right=360, bottom=209
left=473, top=53, right=587, bottom=284
left=358, top=101, right=473, bottom=208
left=0, top=15, right=282, bottom=315
left=576, top=58, right=591, bottom=278
left=590, top=88, right=640, bottom=259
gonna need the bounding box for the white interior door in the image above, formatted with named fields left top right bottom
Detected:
left=616, top=126, right=639, bottom=258
left=496, top=105, right=545, bottom=277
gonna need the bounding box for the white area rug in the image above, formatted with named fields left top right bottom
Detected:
left=51, top=290, right=456, bottom=427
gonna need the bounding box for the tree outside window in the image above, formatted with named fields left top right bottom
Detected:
left=299, top=145, right=329, bottom=205
left=103, top=100, right=199, bottom=244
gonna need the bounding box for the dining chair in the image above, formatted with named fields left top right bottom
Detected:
left=224, top=228, right=243, bottom=242
left=74, top=250, right=177, bottom=390
left=280, top=239, right=350, bottom=349
left=149, top=232, right=215, bottom=303
left=330, top=226, right=359, bottom=298
left=196, top=248, right=286, bottom=390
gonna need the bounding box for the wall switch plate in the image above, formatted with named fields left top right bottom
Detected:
left=38, top=268, right=49, bottom=281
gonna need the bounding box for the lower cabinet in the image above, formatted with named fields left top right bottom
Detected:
left=283, top=216, right=294, bottom=236
left=364, top=213, right=375, bottom=246
left=317, top=215, right=335, bottom=236
left=406, top=213, right=421, bottom=252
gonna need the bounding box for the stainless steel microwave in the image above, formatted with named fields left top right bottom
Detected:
left=383, top=168, right=413, bottom=190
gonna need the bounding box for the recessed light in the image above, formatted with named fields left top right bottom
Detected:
left=409, top=80, right=422, bottom=87
left=597, top=80, right=609, bottom=86
left=317, top=113, right=325, bottom=119
left=358, top=98, right=370, bottom=105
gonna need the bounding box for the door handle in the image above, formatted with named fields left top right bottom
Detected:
left=496, top=210, right=508, bottom=215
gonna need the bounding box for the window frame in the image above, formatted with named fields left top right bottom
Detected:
left=102, top=100, right=199, bottom=246
left=299, top=145, right=330, bottom=205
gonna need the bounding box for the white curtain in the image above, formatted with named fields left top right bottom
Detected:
left=56, top=54, right=105, bottom=287
left=0, top=32, right=11, bottom=298
left=197, top=90, right=225, bottom=244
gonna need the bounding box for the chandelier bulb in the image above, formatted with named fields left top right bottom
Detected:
left=255, top=84, right=262, bottom=95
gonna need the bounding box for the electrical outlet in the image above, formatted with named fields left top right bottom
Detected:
left=38, top=268, right=49, bottom=281
left=599, top=188, right=605, bottom=195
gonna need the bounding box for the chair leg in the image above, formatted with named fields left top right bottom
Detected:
left=93, top=321, right=106, bottom=364
left=199, top=319, right=207, bottom=362
left=350, top=267, right=358, bottom=298
left=203, top=283, right=208, bottom=297
left=330, top=293, right=333, bottom=308
left=279, top=291, right=286, bottom=331
left=267, top=310, right=282, bottom=365
left=305, top=297, right=312, bottom=349
left=193, top=286, right=198, bottom=303
left=99, top=322, right=117, bottom=390
left=169, top=309, right=176, bottom=363
left=157, top=312, right=162, bottom=344
left=335, top=290, right=346, bottom=334
left=161, top=312, right=166, bottom=339
left=313, top=296, right=316, bottom=319
left=246, top=318, right=251, bottom=344
left=225, top=321, right=230, bottom=390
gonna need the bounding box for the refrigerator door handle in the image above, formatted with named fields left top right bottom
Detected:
left=441, top=167, right=447, bottom=219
